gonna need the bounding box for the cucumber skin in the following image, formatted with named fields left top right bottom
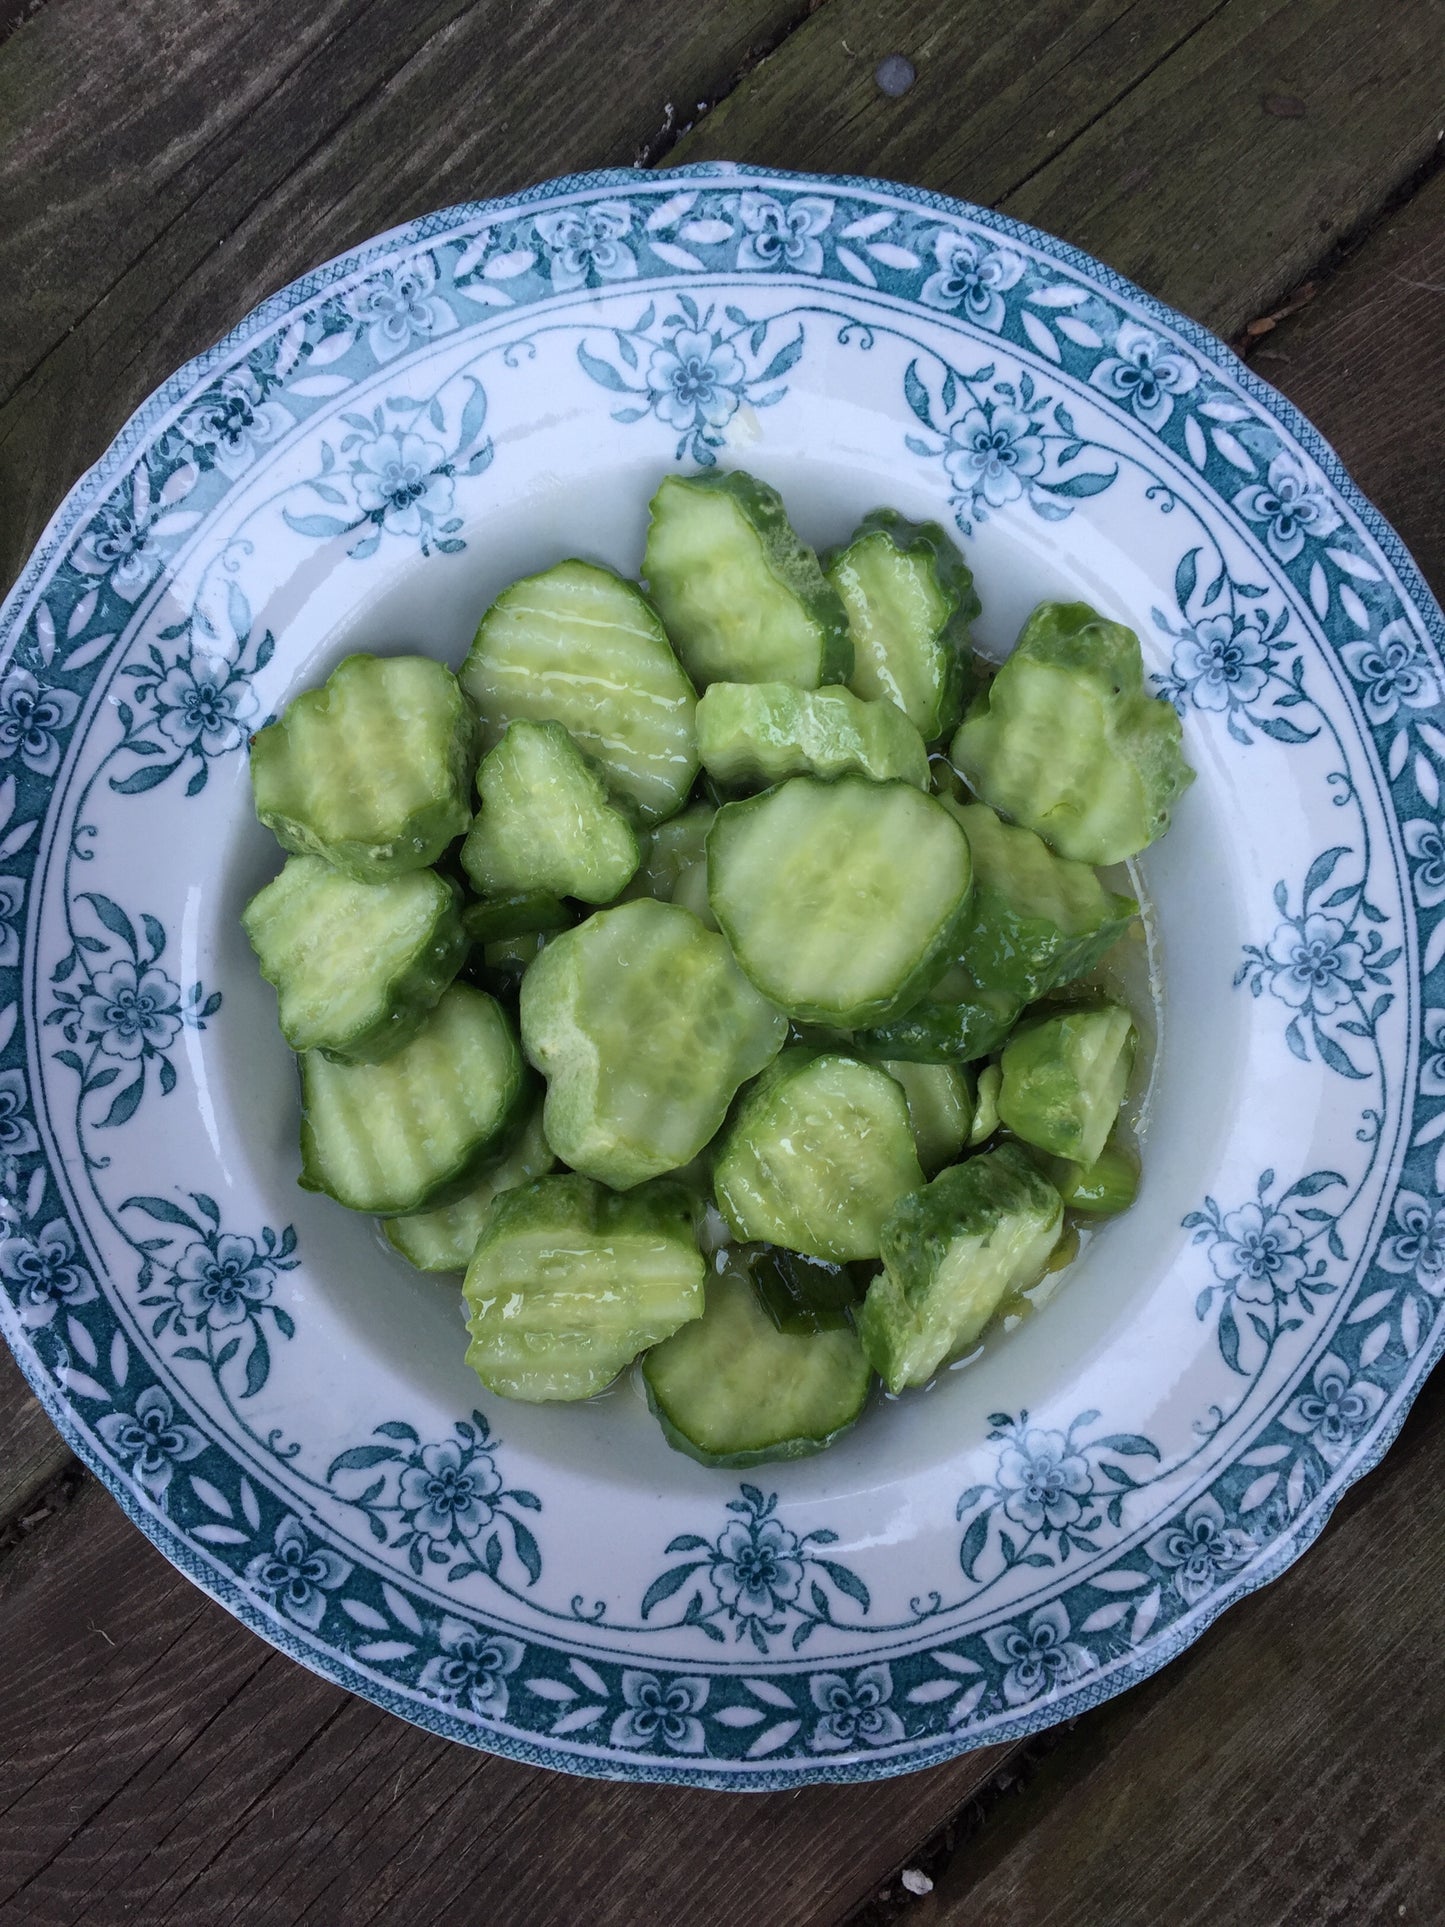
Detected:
left=997, top=1000, right=1136, bottom=1165
left=854, top=977, right=1021, bottom=1064
left=462, top=892, right=573, bottom=945
left=695, top=681, right=930, bottom=791
left=647, top=1393, right=866, bottom=1470
left=646, top=471, right=853, bottom=687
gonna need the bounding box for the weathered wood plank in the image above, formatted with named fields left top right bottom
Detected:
left=0, top=1479, right=1014, bottom=1927
left=0, top=1343, right=72, bottom=1527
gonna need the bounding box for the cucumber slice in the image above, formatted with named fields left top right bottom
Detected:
left=713, top=1050, right=924, bottom=1262
left=477, top=930, right=550, bottom=995
left=947, top=801, right=1136, bottom=1004
left=299, top=984, right=525, bottom=1215
left=243, top=856, right=464, bottom=1064
left=520, top=898, right=787, bottom=1190
left=460, top=560, right=698, bottom=824
left=882, top=1060, right=974, bottom=1174
left=251, top=654, right=474, bottom=880
left=644, top=471, right=851, bottom=689
left=968, top=1062, right=1002, bottom=1145
left=1035, top=1139, right=1140, bottom=1217
left=950, top=602, right=1195, bottom=864
left=384, top=1103, right=556, bottom=1271
left=627, top=804, right=717, bottom=929
left=695, top=681, right=929, bottom=791
left=707, top=776, right=973, bottom=1027
left=747, top=1246, right=864, bottom=1335
left=461, top=720, right=640, bottom=904
left=997, top=1000, right=1136, bottom=1166
left=860, top=1142, right=1063, bottom=1392
left=829, top=511, right=980, bottom=740
left=462, top=892, right=573, bottom=945
left=643, top=1268, right=872, bottom=1467
left=854, top=966, right=1020, bottom=1064
left=463, top=1174, right=705, bottom=1401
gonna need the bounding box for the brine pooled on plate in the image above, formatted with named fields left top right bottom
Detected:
left=244, top=468, right=1195, bottom=1464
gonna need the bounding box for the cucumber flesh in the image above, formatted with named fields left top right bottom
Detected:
left=713, top=1050, right=924, bottom=1262
left=463, top=1174, right=705, bottom=1401
left=250, top=654, right=474, bottom=880
left=643, top=1267, right=872, bottom=1467
left=520, top=898, right=787, bottom=1189
left=644, top=471, right=851, bottom=689
left=997, top=1001, right=1136, bottom=1166
left=384, top=1103, right=556, bottom=1271
left=707, top=776, right=974, bottom=1027
left=299, top=984, right=525, bottom=1215
left=243, top=855, right=464, bottom=1063
left=460, top=560, right=698, bottom=824
left=968, top=1062, right=1002, bottom=1145
left=627, top=804, right=717, bottom=929
left=696, top=681, right=929, bottom=791
left=461, top=720, right=639, bottom=904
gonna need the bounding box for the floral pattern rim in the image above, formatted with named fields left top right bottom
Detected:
left=0, top=163, right=1442, bottom=1789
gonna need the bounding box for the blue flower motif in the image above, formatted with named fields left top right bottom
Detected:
left=349, top=430, right=455, bottom=541
left=1420, top=1009, right=1445, bottom=1098
left=71, top=470, right=200, bottom=603
left=1402, top=814, right=1445, bottom=910
left=982, top=1602, right=1091, bottom=1707
left=1169, top=613, right=1270, bottom=713
left=79, top=959, right=184, bottom=1061
left=417, top=1616, right=524, bottom=1717
left=1263, top=913, right=1366, bottom=1017
left=1340, top=619, right=1440, bottom=728
left=711, top=1513, right=804, bottom=1621
left=152, top=653, right=258, bottom=757
left=535, top=202, right=637, bottom=291
left=807, top=1663, right=905, bottom=1751
left=96, top=1385, right=206, bottom=1496
left=1089, top=322, right=1198, bottom=430
left=243, top=1515, right=351, bottom=1631
left=942, top=404, right=1044, bottom=510
left=1205, top=1199, right=1308, bottom=1307
left=1377, top=1190, right=1445, bottom=1292
left=736, top=193, right=833, bottom=276
left=173, top=1232, right=276, bottom=1329
left=397, top=1438, right=502, bottom=1542
left=0, top=873, right=24, bottom=970
left=1235, top=451, right=1342, bottom=563
left=610, top=1671, right=709, bottom=1754
left=919, top=227, right=1024, bottom=330
left=994, top=1428, right=1092, bottom=1533
left=646, top=328, right=745, bottom=434
left=180, top=367, right=292, bottom=479
left=1144, top=1495, right=1254, bottom=1605
left=0, top=1215, right=93, bottom=1328
left=0, top=1068, right=39, bottom=1159
left=0, top=668, right=80, bottom=779
left=1279, top=1352, right=1386, bottom=1468
left=346, top=253, right=458, bottom=364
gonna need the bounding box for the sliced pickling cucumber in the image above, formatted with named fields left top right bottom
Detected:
left=950, top=601, right=1195, bottom=863
left=707, top=776, right=973, bottom=1027
left=643, top=470, right=851, bottom=689
left=854, top=964, right=1020, bottom=1065
left=860, top=1141, right=1063, bottom=1392
left=242, top=855, right=465, bottom=1064
left=882, top=1060, right=975, bottom=1174
left=1033, top=1138, right=1140, bottom=1217
left=747, top=1246, right=864, bottom=1334
left=643, top=1266, right=872, bottom=1467
left=627, top=804, right=717, bottom=928
left=713, top=1050, right=924, bottom=1262
left=463, top=1174, right=705, bottom=1401
left=695, top=681, right=929, bottom=790
left=299, top=983, right=525, bottom=1215
left=948, top=801, right=1137, bottom=1004
left=462, top=892, right=573, bottom=945
left=460, top=560, right=698, bottom=824
left=250, top=654, right=475, bottom=880
left=461, top=720, right=640, bottom=904
left=384, top=1102, right=556, bottom=1271
left=520, top=898, right=787, bottom=1190
left=828, top=510, right=980, bottom=740
left=968, top=1062, right=1002, bottom=1144
left=997, top=1000, right=1136, bottom=1166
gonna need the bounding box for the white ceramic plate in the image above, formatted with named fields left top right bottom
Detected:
left=2, top=165, right=1442, bottom=1787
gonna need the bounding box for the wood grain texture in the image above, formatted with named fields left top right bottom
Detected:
left=0, top=1480, right=1013, bottom=1927
left=0, top=1341, right=72, bottom=1525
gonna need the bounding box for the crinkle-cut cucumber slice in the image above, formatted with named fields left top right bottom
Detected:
left=713, top=1049, right=924, bottom=1262
left=853, top=966, right=1020, bottom=1064
left=250, top=653, right=474, bottom=880
left=643, top=1266, right=872, bottom=1467
left=860, top=1141, right=1063, bottom=1392
left=299, top=984, right=525, bottom=1215
left=945, top=799, right=1136, bottom=1004
left=461, top=719, right=639, bottom=904
left=520, top=897, right=787, bottom=1190
left=463, top=1174, right=705, bottom=1401
left=706, top=775, right=973, bottom=1028
left=643, top=470, right=851, bottom=689
left=950, top=601, right=1195, bottom=864
left=243, top=855, right=465, bottom=1063
left=460, top=560, right=697, bottom=824
left=384, top=1103, right=555, bottom=1272
left=1031, top=1138, right=1140, bottom=1217
left=828, top=510, right=980, bottom=740
left=695, top=680, right=929, bottom=790
left=626, top=804, right=717, bottom=928
left=462, top=892, right=573, bottom=945
left=997, top=999, right=1136, bottom=1166
left=882, top=1059, right=974, bottom=1174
